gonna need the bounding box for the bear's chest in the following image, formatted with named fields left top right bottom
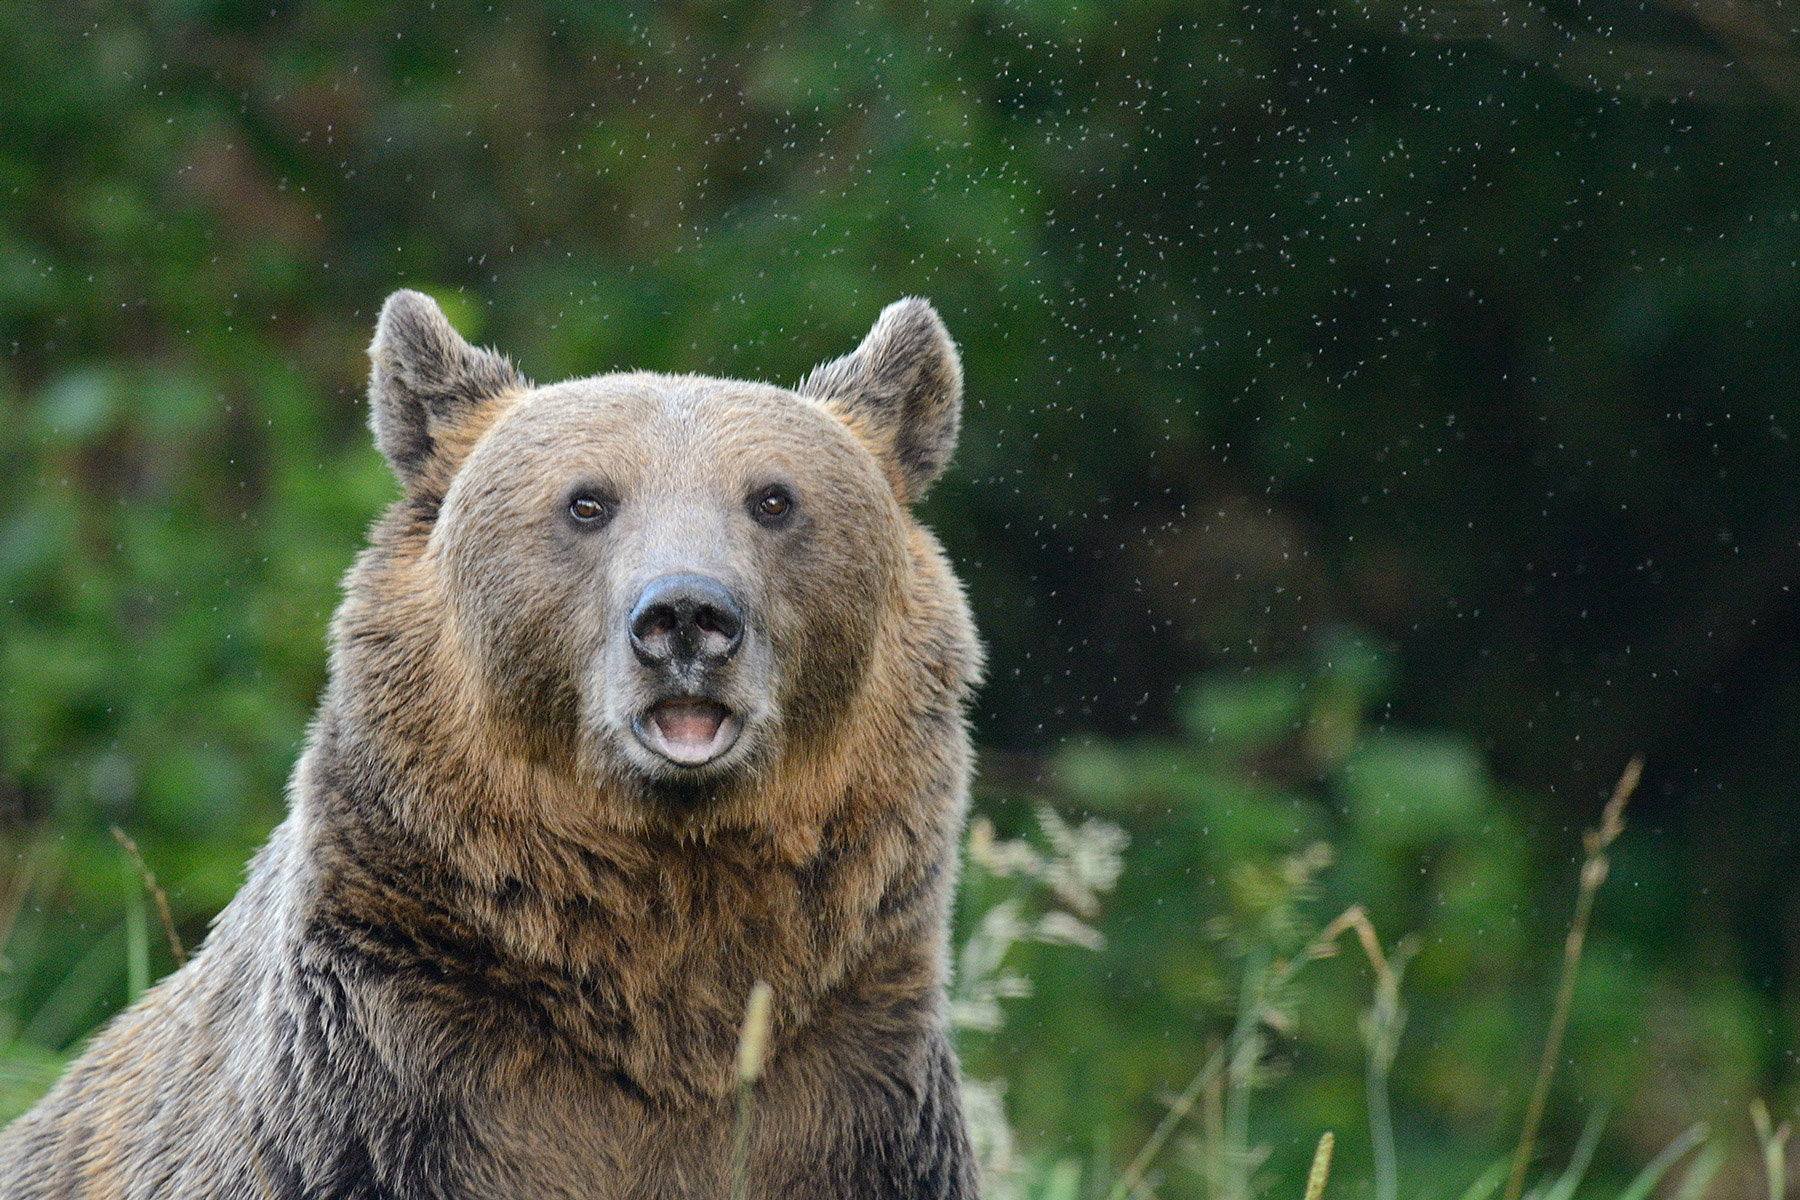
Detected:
left=311, top=836, right=915, bottom=1094
left=465, top=995, right=940, bottom=1200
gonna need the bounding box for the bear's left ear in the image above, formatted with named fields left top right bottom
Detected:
left=798, top=298, right=963, bottom=504
left=368, top=289, right=525, bottom=491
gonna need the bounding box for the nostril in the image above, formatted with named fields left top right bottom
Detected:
left=638, top=612, right=676, bottom=639
left=630, top=607, right=678, bottom=648
left=694, top=606, right=737, bottom=640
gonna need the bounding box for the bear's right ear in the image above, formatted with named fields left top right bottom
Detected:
left=368, top=290, right=524, bottom=490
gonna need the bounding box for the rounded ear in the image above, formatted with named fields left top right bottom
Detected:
left=368, top=290, right=524, bottom=489
left=797, top=298, right=964, bottom=504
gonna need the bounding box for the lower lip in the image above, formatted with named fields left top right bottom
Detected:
left=633, top=701, right=744, bottom=767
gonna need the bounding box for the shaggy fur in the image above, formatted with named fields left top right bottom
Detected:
left=0, top=291, right=984, bottom=1199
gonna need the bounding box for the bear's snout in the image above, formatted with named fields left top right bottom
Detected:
left=624, top=574, right=754, bottom=770
left=628, top=573, right=746, bottom=669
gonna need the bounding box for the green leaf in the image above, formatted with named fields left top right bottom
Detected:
left=1341, top=732, right=1490, bottom=843
left=1179, top=668, right=1305, bottom=752
left=36, top=368, right=119, bottom=442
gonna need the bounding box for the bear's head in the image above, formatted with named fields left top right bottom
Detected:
left=355, top=290, right=973, bottom=828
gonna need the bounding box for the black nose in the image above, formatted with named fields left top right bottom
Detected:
left=628, top=574, right=745, bottom=668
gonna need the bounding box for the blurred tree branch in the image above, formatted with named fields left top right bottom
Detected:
left=1347, top=0, right=1800, bottom=109
left=1661, top=0, right=1800, bottom=108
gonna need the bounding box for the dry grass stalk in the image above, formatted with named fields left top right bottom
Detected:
left=1201, top=1037, right=1226, bottom=1199
left=1302, top=1131, right=1333, bottom=1200
left=1105, top=903, right=1391, bottom=1200
left=1502, top=756, right=1642, bottom=1200
left=1752, top=1098, right=1790, bottom=1200
left=110, top=827, right=186, bottom=968
left=730, top=980, right=773, bottom=1200
left=1351, top=919, right=1415, bottom=1200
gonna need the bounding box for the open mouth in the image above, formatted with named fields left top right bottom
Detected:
left=634, top=698, right=743, bottom=767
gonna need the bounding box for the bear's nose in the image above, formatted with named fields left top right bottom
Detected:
left=628, top=574, right=745, bottom=669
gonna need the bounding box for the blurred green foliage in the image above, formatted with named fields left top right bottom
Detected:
left=961, top=633, right=1769, bottom=1195
left=4, top=0, right=1800, bottom=1192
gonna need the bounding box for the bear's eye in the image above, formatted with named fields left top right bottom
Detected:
left=568, top=494, right=613, bottom=525
left=753, top=486, right=794, bottom=524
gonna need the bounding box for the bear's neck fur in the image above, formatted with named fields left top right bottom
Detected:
left=285, top=496, right=979, bottom=1106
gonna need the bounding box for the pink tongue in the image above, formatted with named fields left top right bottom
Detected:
left=654, top=700, right=725, bottom=748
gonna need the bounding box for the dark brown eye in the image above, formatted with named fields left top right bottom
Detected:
left=754, top=486, right=793, bottom=523
left=569, top=494, right=611, bottom=524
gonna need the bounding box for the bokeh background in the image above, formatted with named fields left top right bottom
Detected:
left=5, top=0, right=1800, bottom=1195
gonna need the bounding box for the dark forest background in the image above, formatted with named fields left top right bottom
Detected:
left=5, top=0, right=1800, bottom=1194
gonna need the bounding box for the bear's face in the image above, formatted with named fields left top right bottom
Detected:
left=362, top=291, right=965, bottom=807
left=434, top=375, right=904, bottom=791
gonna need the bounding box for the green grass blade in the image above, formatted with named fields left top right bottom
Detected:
left=1451, top=1160, right=1509, bottom=1200
left=1670, top=1142, right=1725, bottom=1200
left=1040, top=1159, right=1083, bottom=1200
left=1614, top=1123, right=1708, bottom=1200
left=0, top=1041, right=66, bottom=1124
left=17, top=922, right=125, bottom=1051
left=1541, top=1104, right=1610, bottom=1200
left=124, top=880, right=148, bottom=1003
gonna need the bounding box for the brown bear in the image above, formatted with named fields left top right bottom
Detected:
left=0, top=290, right=984, bottom=1198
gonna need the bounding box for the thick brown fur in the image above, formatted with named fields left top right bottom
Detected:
left=0, top=292, right=984, bottom=1199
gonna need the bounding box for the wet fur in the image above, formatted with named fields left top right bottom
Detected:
left=0, top=293, right=983, bottom=1198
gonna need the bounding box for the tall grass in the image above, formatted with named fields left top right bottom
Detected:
left=1504, top=758, right=1641, bottom=1200
left=957, top=755, right=1791, bottom=1200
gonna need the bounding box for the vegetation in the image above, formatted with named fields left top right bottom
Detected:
left=6, top=0, right=1800, bottom=1192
